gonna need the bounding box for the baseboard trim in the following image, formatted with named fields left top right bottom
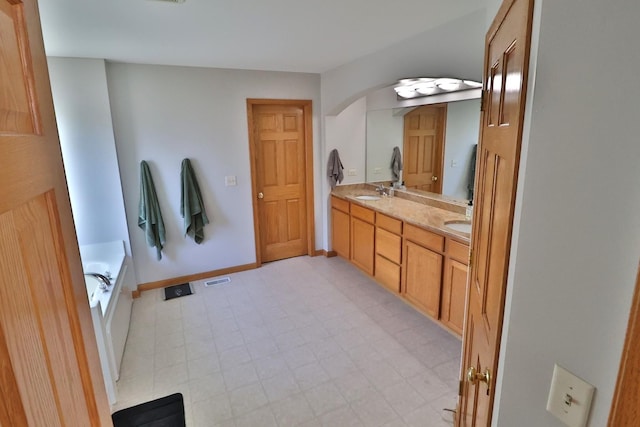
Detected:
left=132, top=262, right=259, bottom=298
left=312, top=249, right=337, bottom=257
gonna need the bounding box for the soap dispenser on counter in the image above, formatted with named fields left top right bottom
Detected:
left=465, top=200, right=473, bottom=221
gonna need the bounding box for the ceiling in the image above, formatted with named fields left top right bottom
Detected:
left=39, top=0, right=484, bottom=73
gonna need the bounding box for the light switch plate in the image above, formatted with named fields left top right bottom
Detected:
left=224, top=175, right=237, bottom=186
left=546, top=364, right=595, bottom=427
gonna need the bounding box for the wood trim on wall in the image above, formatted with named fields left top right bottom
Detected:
left=246, top=99, right=316, bottom=267
left=608, top=261, right=640, bottom=426
left=133, top=262, right=258, bottom=297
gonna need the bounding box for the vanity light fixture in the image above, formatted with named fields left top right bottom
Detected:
left=394, top=77, right=482, bottom=99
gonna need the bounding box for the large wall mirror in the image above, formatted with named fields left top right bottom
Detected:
left=365, top=97, right=481, bottom=203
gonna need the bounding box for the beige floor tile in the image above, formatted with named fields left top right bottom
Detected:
left=117, top=256, right=461, bottom=426
left=303, top=381, right=347, bottom=417
left=269, top=392, right=316, bottom=427
left=229, top=382, right=268, bottom=417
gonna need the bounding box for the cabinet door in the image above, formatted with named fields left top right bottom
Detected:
left=403, top=240, right=443, bottom=318
left=375, top=254, right=401, bottom=293
left=331, top=208, right=350, bottom=259
left=441, top=258, right=468, bottom=336
left=351, top=217, right=375, bottom=275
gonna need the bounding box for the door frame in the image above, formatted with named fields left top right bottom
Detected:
left=608, top=261, right=640, bottom=426
left=246, top=99, right=315, bottom=267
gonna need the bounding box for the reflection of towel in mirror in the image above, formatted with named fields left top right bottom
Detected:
left=138, top=161, right=166, bottom=260
left=327, top=149, right=344, bottom=189
left=181, top=158, right=209, bottom=244
left=467, top=144, right=478, bottom=201
left=390, top=146, right=403, bottom=183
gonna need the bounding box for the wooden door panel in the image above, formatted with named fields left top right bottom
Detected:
left=0, top=192, right=91, bottom=425
left=459, top=0, right=534, bottom=425
left=0, top=1, right=111, bottom=424
left=0, top=1, right=39, bottom=135
left=253, top=104, right=308, bottom=262
left=403, top=105, right=445, bottom=193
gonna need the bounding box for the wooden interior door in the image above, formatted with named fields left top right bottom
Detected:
left=403, top=104, right=446, bottom=193
left=459, top=0, right=534, bottom=425
left=0, top=0, right=111, bottom=425
left=608, top=261, right=640, bottom=426
left=248, top=101, right=313, bottom=263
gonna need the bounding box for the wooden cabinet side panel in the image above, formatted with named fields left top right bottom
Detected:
left=331, top=208, right=350, bottom=259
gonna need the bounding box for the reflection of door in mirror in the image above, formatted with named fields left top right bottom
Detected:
left=403, top=104, right=446, bottom=193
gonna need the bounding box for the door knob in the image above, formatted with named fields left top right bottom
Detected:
left=467, top=366, right=491, bottom=391
left=431, top=176, right=438, bottom=181
left=257, top=192, right=264, bottom=199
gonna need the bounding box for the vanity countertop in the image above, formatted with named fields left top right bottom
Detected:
left=331, top=185, right=471, bottom=243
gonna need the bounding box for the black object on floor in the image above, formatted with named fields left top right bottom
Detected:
left=164, top=283, right=192, bottom=300
left=111, top=393, right=185, bottom=427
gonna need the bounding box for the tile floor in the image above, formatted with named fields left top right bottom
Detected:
left=115, top=255, right=461, bottom=426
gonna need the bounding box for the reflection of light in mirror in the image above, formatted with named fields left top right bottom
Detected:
left=394, top=77, right=480, bottom=99
left=463, top=80, right=482, bottom=88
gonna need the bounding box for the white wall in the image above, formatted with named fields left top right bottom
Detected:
left=106, top=63, right=321, bottom=284
left=493, top=1, right=640, bottom=426
left=365, top=108, right=403, bottom=183
left=442, top=99, right=480, bottom=200
left=47, top=57, right=132, bottom=255
left=325, top=97, right=368, bottom=186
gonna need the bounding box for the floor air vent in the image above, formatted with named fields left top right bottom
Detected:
left=204, top=277, right=231, bottom=287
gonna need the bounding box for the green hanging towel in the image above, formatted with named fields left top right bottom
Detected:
left=138, top=161, right=166, bottom=260
left=180, top=158, right=209, bottom=244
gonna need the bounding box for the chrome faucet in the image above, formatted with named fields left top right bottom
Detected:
left=85, top=273, right=112, bottom=291
left=376, top=184, right=388, bottom=195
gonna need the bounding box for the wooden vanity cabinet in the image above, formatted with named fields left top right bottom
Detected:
left=441, top=239, right=470, bottom=336
left=330, top=195, right=469, bottom=338
left=350, top=204, right=375, bottom=275
left=331, top=196, right=350, bottom=258
left=374, top=213, right=403, bottom=293
left=402, top=224, right=444, bottom=319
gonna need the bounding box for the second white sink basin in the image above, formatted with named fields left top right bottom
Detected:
left=355, top=195, right=381, bottom=201
left=444, top=220, right=472, bottom=235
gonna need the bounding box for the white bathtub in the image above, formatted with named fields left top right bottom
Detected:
left=81, top=240, right=133, bottom=405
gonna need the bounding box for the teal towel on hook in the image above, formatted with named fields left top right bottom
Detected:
left=180, top=158, right=209, bottom=244
left=138, top=161, right=166, bottom=260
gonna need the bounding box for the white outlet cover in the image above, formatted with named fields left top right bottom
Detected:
left=546, top=364, right=595, bottom=427
left=347, top=168, right=357, bottom=176
left=224, top=175, right=237, bottom=186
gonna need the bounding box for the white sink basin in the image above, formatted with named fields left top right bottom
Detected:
left=445, top=220, right=472, bottom=235
left=355, top=195, right=381, bottom=201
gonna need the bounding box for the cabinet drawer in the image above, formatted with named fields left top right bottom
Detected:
left=447, top=239, right=470, bottom=264
left=331, top=196, right=350, bottom=214
left=404, top=223, right=444, bottom=252
left=376, top=228, right=402, bottom=264
left=375, top=254, right=401, bottom=293
left=351, top=204, right=375, bottom=223
left=376, top=213, right=402, bottom=235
